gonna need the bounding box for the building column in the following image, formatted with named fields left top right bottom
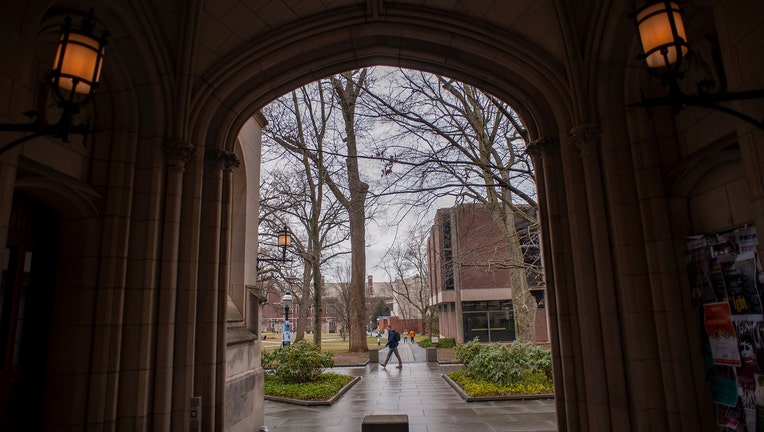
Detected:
left=194, top=149, right=226, bottom=432
left=87, top=128, right=137, bottom=429
left=528, top=136, right=582, bottom=431
left=172, top=145, right=203, bottom=432
left=153, top=139, right=194, bottom=432
left=627, top=114, right=714, bottom=431
left=569, top=123, right=630, bottom=430
left=554, top=125, right=611, bottom=431
left=217, top=151, right=239, bottom=430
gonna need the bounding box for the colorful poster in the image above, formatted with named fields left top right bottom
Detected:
left=705, top=302, right=742, bottom=367
left=707, top=364, right=741, bottom=407
left=716, top=402, right=743, bottom=428
left=685, top=238, right=716, bottom=305
left=720, top=252, right=763, bottom=320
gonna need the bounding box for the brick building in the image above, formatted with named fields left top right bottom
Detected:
left=259, top=276, right=393, bottom=335
left=428, top=204, right=547, bottom=344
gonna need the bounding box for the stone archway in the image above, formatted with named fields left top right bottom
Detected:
left=187, top=6, right=581, bottom=432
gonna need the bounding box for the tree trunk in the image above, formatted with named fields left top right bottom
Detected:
left=312, top=261, right=322, bottom=347
left=333, top=70, right=370, bottom=352
left=502, top=209, right=536, bottom=342
left=348, top=199, right=368, bottom=351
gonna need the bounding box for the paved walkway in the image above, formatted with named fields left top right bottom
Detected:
left=264, top=343, right=557, bottom=432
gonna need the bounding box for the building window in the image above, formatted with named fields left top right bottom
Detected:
left=442, top=212, right=454, bottom=290
left=462, top=301, right=515, bottom=342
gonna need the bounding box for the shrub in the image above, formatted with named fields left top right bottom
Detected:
left=418, top=337, right=455, bottom=348
left=418, top=339, right=434, bottom=348
left=437, top=338, right=456, bottom=348
left=262, top=340, right=334, bottom=383
left=453, top=338, right=553, bottom=387
left=264, top=372, right=353, bottom=400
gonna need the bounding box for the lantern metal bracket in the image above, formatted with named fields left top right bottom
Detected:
left=0, top=108, right=93, bottom=154
left=629, top=76, right=764, bottom=131
left=630, top=1, right=764, bottom=131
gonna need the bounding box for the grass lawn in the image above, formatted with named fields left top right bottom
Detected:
left=261, top=332, right=380, bottom=354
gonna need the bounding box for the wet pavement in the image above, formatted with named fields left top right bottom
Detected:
left=264, top=343, right=558, bottom=432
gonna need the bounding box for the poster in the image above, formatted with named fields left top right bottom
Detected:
left=707, top=364, right=742, bottom=407
left=686, top=226, right=764, bottom=431
left=705, top=302, right=742, bottom=367
left=720, top=252, right=763, bottom=320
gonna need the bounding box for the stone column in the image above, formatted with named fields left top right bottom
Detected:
left=569, top=123, right=630, bottom=430
left=527, top=136, right=583, bottom=431
left=555, top=125, right=610, bottom=431
left=217, top=150, right=239, bottom=430
left=194, top=149, right=225, bottom=432
left=154, top=139, right=194, bottom=432
left=172, top=146, right=203, bottom=432
left=628, top=115, right=713, bottom=431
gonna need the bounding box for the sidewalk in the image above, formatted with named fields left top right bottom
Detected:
left=264, top=344, right=557, bottom=432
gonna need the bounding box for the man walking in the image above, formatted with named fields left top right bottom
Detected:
left=380, top=325, right=403, bottom=368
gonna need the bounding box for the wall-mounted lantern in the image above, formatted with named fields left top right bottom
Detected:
left=0, top=8, right=108, bottom=153
left=631, top=1, right=764, bottom=130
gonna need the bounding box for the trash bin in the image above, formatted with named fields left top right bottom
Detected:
left=369, top=348, right=380, bottom=363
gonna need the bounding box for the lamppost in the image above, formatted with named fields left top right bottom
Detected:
left=281, top=291, right=293, bottom=347
left=0, top=8, right=109, bottom=153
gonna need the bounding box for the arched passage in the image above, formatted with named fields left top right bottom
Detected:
left=1, top=1, right=762, bottom=431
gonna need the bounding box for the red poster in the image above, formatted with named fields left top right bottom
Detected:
left=705, top=302, right=742, bottom=367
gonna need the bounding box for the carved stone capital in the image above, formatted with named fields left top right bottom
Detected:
left=205, top=149, right=241, bottom=171
left=525, top=137, right=555, bottom=159
left=163, top=139, right=195, bottom=173
left=569, top=123, right=601, bottom=156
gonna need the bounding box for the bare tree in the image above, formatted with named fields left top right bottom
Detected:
left=364, top=69, right=540, bottom=342
left=330, top=70, right=371, bottom=352
left=261, top=83, right=351, bottom=347
left=264, top=70, right=373, bottom=352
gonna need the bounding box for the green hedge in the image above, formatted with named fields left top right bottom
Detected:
left=262, top=340, right=334, bottom=383
left=417, top=337, right=456, bottom=348
left=453, top=338, right=553, bottom=387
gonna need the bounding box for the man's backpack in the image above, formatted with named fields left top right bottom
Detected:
left=392, top=331, right=400, bottom=342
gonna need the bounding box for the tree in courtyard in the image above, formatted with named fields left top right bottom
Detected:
left=262, top=82, right=351, bottom=347
left=365, top=69, right=540, bottom=342
left=267, top=70, right=373, bottom=352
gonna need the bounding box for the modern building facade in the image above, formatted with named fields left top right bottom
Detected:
left=427, top=204, right=546, bottom=344
left=1, top=1, right=763, bottom=431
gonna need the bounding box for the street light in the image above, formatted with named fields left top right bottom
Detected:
left=277, top=225, right=291, bottom=261
left=0, top=8, right=108, bottom=153
left=281, top=291, right=293, bottom=347
left=630, top=1, right=764, bottom=130
left=257, top=225, right=293, bottom=271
